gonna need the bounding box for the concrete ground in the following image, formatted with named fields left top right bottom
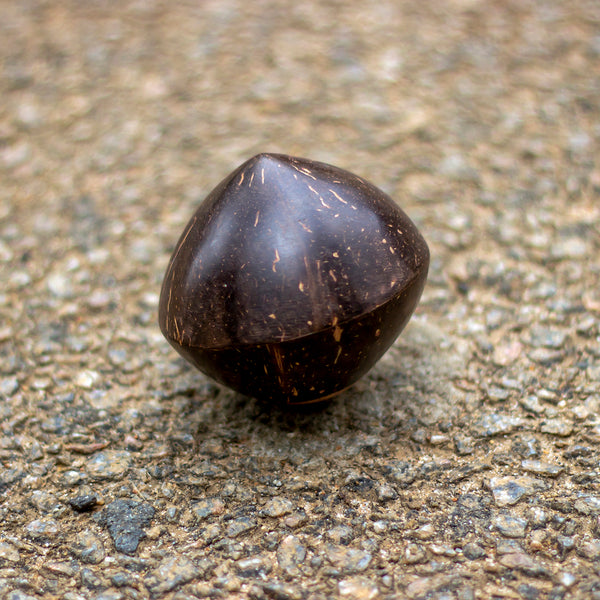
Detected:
left=1, top=1, right=599, bottom=599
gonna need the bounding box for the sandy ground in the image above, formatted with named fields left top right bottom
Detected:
left=1, top=1, right=599, bottom=599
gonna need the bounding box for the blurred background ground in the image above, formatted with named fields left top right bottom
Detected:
left=1, top=1, right=599, bottom=599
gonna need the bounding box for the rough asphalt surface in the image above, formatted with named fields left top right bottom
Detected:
left=1, top=1, right=599, bottom=599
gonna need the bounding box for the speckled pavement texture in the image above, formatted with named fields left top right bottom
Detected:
left=1, top=1, right=599, bottom=599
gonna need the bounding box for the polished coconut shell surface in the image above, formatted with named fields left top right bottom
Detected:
left=159, top=153, right=429, bottom=405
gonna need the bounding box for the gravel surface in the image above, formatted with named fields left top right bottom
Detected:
left=1, top=1, right=599, bottom=599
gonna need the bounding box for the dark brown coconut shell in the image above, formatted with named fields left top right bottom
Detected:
left=159, top=153, right=429, bottom=405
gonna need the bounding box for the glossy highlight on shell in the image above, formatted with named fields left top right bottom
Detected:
left=159, top=153, right=430, bottom=405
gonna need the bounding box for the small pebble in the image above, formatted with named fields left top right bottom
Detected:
left=527, top=507, right=549, bottom=528
left=429, top=543, right=456, bottom=556
left=0, top=241, right=14, bottom=263
left=8, top=270, right=31, bottom=289
left=496, top=539, right=523, bottom=555
left=487, top=476, right=548, bottom=507
left=521, top=459, right=563, bottom=477
left=404, top=543, right=427, bottom=564
left=462, top=542, right=486, bottom=560
left=556, top=535, right=575, bottom=559
left=236, top=556, right=272, bottom=576
left=86, top=451, right=132, bottom=480
left=526, top=326, right=568, bottom=349
left=574, top=494, right=600, bottom=515
left=376, top=483, right=398, bottom=501
left=538, top=388, right=558, bottom=402
left=74, top=370, right=100, bottom=389
left=0, top=541, right=21, bottom=562
left=277, top=535, right=306, bottom=577
left=145, top=556, right=200, bottom=595
left=540, top=419, right=573, bottom=437
left=261, top=582, right=303, bottom=600
left=70, top=530, right=105, bottom=564
left=29, top=490, right=61, bottom=513
left=94, top=589, right=123, bottom=600
left=226, top=517, right=257, bottom=538
left=200, top=523, right=221, bottom=545
left=498, top=552, right=546, bottom=576
left=485, top=386, right=510, bottom=402
left=576, top=316, right=597, bottom=335
left=44, top=561, right=80, bottom=577
left=338, top=577, right=379, bottom=599
left=283, top=511, right=308, bottom=529
left=529, top=529, right=547, bottom=552
left=492, top=340, right=523, bottom=365
left=551, top=237, right=588, bottom=259
left=192, top=498, right=225, bottom=520
left=68, top=494, right=100, bottom=513
left=260, top=497, right=294, bottom=517
left=94, top=499, right=155, bottom=555
left=576, top=538, right=600, bottom=560
left=87, top=290, right=113, bottom=310
left=0, top=377, right=19, bottom=397
left=3, top=591, right=39, bottom=600
left=519, top=395, right=544, bottom=414
left=453, top=435, right=475, bottom=455
left=411, top=429, right=427, bottom=444
left=326, top=545, right=372, bottom=574
left=327, top=525, right=354, bottom=545
left=493, top=514, right=528, bottom=538
left=563, top=445, right=593, bottom=459
left=372, top=520, right=387, bottom=534
left=61, top=470, right=88, bottom=486
left=25, top=518, right=59, bottom=541
left=413, top=523, right=435, bottom=541
left=512, top=436, right=541, bottom=458
left=528, top=348, right=564, bottom=365
left=47, top=272, right=75, bottom=298
left=557, top=572, right=577, bottom=588
left=110, top=571, right=134, bottom=587
left=429, top=434, right=450, bottom=445
left=474, top=413, right=525, bottom=437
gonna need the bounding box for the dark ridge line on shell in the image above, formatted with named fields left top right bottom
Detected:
left=171, top=267, right=424, bottom=351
